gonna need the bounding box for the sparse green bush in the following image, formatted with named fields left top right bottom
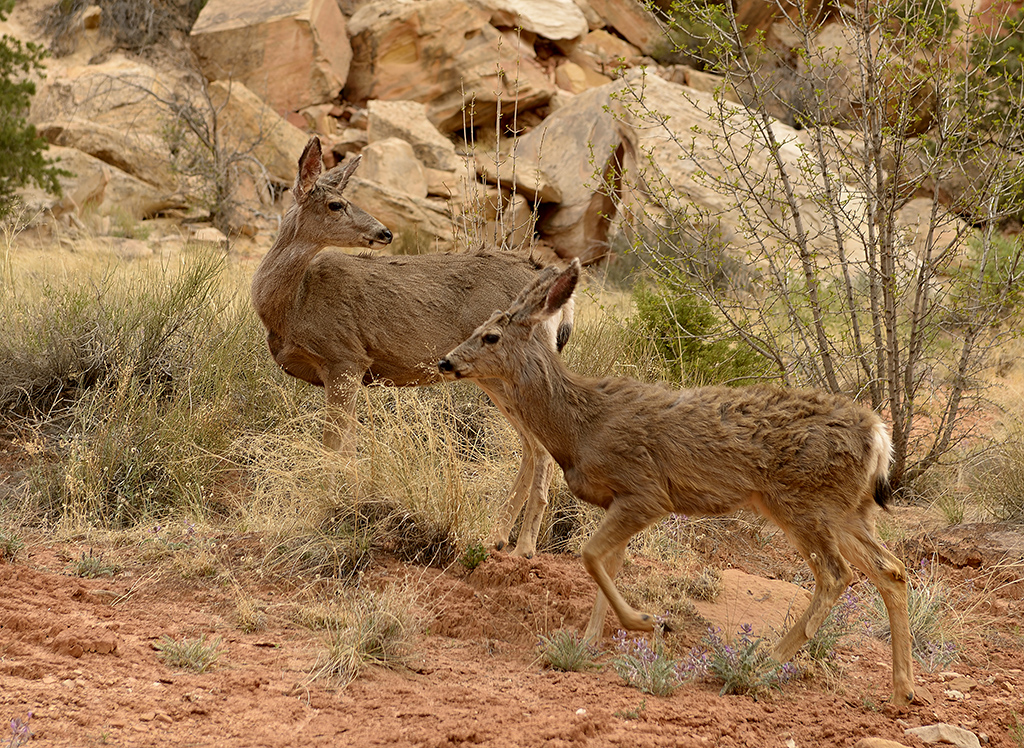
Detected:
left=0, top=528, right=24, bottom=562
left=631, top=278, right=769, bottom=386
left=1, top=0, right=66, bottom=216
left=68, top=548, right=117, bottom=578
left=155, top=634, right=224, bottom=673
left=984, top=438, right=1024, bottom=521
left=611, top=628, right=686, bottom=696
left=458, top=541, right=488, bottom=571
left=3, top=248, right=283, bottom=527
left=691, top=624, right=796, bottom=697
left=109, top=207, right=152, bottom=241
left=537, top=629, right=601, bottom=673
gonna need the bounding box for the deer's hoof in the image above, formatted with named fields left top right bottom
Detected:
left=893, top=689, right=916, bottom=708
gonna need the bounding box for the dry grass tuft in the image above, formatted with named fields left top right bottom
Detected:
left=305, top=582, right=420, bottom=686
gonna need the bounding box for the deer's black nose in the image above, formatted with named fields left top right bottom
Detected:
left=379, top=227, right=393, bottom=244
left=438, top=359, right=454, bottom=374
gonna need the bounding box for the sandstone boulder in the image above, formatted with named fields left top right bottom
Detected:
left=471, top=0, right=588, bottom=41
left=513, top=80, right=630, bottom=262
left=207, top=80, right=311, bottom=185
left=18, top=146, right=182, bottom=222
left=27, top=53, right=224, bottom=198
left=580, top=0, right=664, bottom=55
left=572, top=28, right=643, bottom=74
left=346, top=0, right=556, bottom=133
left=367, top=100, right=459, bottom=171
left=360, top=138, right=429, bottom=199
left=190, top=0, right=352, bottom=114
left=475, top=152, right=561, bottom=204
left=36, top=119, right=175, bottom=190
left=611, top=71, right=870, bottom=264
left=904, top=724, right=981, bottom=748
left=29, top=54, right=182, bottom=145
left=344, top=177, right=454, bottom=251
left=555, top=60, right=613, bottom=93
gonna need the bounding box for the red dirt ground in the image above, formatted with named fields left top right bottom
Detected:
left=2, top=518, right=1024, bottom=748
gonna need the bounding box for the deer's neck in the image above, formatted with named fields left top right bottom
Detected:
left=504, top=347, right=599, bottom=470
left=251, top=209, right=322, bottom=334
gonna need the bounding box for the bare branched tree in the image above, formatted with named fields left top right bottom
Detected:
left=614, top=0, right=1024, bottom=488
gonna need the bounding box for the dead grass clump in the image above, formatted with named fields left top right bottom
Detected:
left=682, top=567, right=722, bottom=602
left=234, top=383, right=513, bottom=575
left=306, top=583, right=418, bottom=686
left=234, top=596, right=269, bottom=634
left=972, top=438, right=1024, bottom=521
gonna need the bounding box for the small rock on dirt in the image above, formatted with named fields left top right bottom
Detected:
left=905, top=723, right=982, bottom=748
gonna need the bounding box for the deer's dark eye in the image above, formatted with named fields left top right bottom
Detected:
left=483, top=332, right=500, bottom=345
left=328, top=201, right=345, bottom=212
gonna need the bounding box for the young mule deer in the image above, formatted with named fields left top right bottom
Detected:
left=250, top=136, right=574, bottom=557
left=438, top=260, right=915, bottom=707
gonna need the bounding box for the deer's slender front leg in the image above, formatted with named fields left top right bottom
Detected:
left=323, top=372, right=361, bottom=454
left=581, top=498, right=667, bottom=633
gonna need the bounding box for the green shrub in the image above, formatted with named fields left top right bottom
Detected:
left=537, top=629, right=601, bottom=673
left=693, top=624, right=796, bottom=697
left=458, top=541, right=488, bottom=571
left=1, top=0, right=66, bottom=215
left=611, top=628, right=686, bottom=696
left=630, top=279, right=768, bottom=386
left=67, top=548, right=117, bottom=578
left=0, top=528, right=24, bottom=562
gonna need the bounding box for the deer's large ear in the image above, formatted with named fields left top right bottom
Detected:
left=294, top=137, right=323, bottom=202
left=322, top=154, right=361, bottom=193
left=544, top=259, right=579, bottom=314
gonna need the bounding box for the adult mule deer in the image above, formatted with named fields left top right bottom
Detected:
left=438, top=260, right=916, bottom=707
left=250, top=136, right=574, bottom=557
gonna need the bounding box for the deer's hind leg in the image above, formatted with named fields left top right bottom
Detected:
left=583, top=539, right=628, bottom=642
left=837, top=521, right=915, bottom=707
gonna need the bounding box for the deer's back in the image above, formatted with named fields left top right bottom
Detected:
left=570, top=382, right=884, bottom=516
left=293, top=250, right=543, bottom=386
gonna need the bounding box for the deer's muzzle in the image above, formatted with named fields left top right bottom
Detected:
left=437, top=358, right=460, bottom=379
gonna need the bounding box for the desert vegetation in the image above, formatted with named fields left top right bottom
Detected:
left=3, top=0, right=1024, bottom=744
